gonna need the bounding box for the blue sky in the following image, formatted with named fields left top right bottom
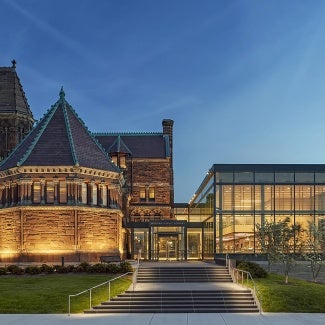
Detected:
left=1, top=0, right=325, bottom=202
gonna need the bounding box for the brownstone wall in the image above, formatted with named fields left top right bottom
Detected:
left=128, top=160, right=171, bottom=204
left=0, top=207, right=122, bottom=263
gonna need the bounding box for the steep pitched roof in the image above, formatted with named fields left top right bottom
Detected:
left=0, top=88, right=119, bottom=172
left=0, top=63, right=33, bottom=117
left=94, top=133, right=170, bottom=158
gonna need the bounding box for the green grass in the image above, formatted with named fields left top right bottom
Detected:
left=0, top=274, right=132, bottom=314
left=250, top=273, right=325, bottom=312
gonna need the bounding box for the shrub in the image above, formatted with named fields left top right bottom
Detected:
left=0, top=267, right=8, bottom=275
left=25, top=266, right=42, bottom=275
left=75, top=262, right=91, bottom=272
left=7, top=264, right=24, bottom=275
left=54, top=265, right=70, bottom=273
left=89, top=263, right=109, bottom=273
left=40, top=264, right=54, bottom=274
left=236, top=261, right=268, bottom=278
left=106, top=263, right=120, bottom=274
left=119, top=261, right=133, bottom=273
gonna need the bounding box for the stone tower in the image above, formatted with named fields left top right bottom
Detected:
left=0, top=61, right=34, bottom=161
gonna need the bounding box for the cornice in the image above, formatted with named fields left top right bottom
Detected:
left=0, top=165, right=122, bottom=180
left=0, top=205, right=124, bottom=216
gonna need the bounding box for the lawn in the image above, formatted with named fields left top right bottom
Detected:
left=253, top=273, right=325, bottom=312
left=0, top=274, right=132, bottom=314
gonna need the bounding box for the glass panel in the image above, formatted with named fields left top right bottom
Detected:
left=46, top=182, right=54, bottom=203
left=234, top=185, right=253, bottom=211
left=275, top=172, right=294, bottom=183
left=263, top=185, right=274, bottom=211
left=295, top=172, right=314, bottom=183
left=134, top=229, right=148, bottom=260
left=92, top=184, right=97, bottom=205
left=187, top=230, right=201, bottom=259
left=120, top=156, right=126, bottom=169
left=255, top=172, right=274, bottom=183
left=315, top=186, right=325, bottom=212
left=275, top=185, right=293, bottom=211
left=203, top=216, right=214, bottom=257
left=59, top=181, right=67, bottom=203
left=295, top=185, right=314, bottom=212
left=220, top=172, right=233, bottom=183
left=81, top=183, right=87, bottom=204
left=102, top=186, right=107, bottom=206
left=234, top=172, right=253, bottom=183
left=315, top=173, right=325, bottom=183
left=33, top=182, right=40, bottom=203
left=254, top=185, right=261, bottom=210
left=234, top=215, right=255, bottom=253
left=221, top=214, right=234, bottom=253
left=139, top=187, right=146, bottom=201
left=316, top=216, right=325, bottom=252
left=149, top=187, right=155, bottom=201
left=221, top=186, right=233, bottom=210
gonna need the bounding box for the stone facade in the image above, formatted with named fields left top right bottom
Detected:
left=0, top=65, right=34, bottom=161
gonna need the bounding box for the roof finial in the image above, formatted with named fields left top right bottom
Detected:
left=59, top=86, right=65, bottom=100
left=11, top=59, right=16, bottom=69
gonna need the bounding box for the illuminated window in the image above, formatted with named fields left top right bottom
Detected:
left=149, top=187, right=155, bottom=201
left=47, top=182, right=54, bottom=203
left=120, top=156, right=126, bottom=169
left=140, top=188, right=146, bottom=201
left=81, top=183, right=87, bottom=204
left=92, top=184, right=97, bottom=205
left=59, top=181, right=67, bottom=203
left=33, top=182, right=40, bottom=203
left=111, top=156, right=117, bottom=166
left=102, top=186, right=107, bottom=206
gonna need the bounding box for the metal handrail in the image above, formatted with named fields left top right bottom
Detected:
left=232, top=267, right=262, bottom=313
left=132, top=251, right=141, bottom=291
left=68, top=271, right=132, bottom=316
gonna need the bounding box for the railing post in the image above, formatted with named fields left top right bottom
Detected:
left=89, top=289, right=92, bottom=310
left=108, top=281, right=111, bottom=301
left=68, top=295, right=71, bottom=316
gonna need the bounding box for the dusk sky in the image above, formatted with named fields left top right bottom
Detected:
left=1, top=0, right=325, bottom=202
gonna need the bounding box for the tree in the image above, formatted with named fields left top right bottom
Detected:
left=256, top=217, right=304, bottom=284
left=303, top=221, right=325, bottom=282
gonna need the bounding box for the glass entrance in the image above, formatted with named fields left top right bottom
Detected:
left=158, top=235, right=178, bottom=260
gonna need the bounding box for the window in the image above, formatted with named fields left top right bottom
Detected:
left=59, top=181, right=67, bottom=203
left=140, top=188, right=146, bottom=201
left=81, top=183, right=87, bottom=204
left=120, top=156, right=126, bottom=169
left=33, top=182, right=40, bottom=203
left=149, top=187, right=155, bottom=201
left=92, top=184, right=97, bottom=205
left=46, top=182, right=54, bottom=203
left=111, top=156, right=117, bottom=166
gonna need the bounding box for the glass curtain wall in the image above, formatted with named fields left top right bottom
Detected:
left=189, top=166, right=325, bottom=256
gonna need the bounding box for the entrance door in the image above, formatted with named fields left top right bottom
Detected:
left=158, top=235, right=178, bottom=260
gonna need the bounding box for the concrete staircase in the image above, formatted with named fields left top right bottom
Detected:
left=137, top=266, right=233, bottom=283
left=85, top=265, right=259, bottom=313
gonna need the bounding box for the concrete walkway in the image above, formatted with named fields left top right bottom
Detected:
left=0, top=313, right=324, bottom=325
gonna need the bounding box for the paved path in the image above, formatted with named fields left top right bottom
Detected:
left=0, top=313, right=324, bottom=325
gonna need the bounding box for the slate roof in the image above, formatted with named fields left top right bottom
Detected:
left=94, top=133, right=171, bottom=158
left=0, top=65, right=33, bottom=118
left=0, top=88, right=119, bottom=172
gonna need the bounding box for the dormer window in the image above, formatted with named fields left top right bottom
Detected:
left=111, top=154, right=127, bottom=169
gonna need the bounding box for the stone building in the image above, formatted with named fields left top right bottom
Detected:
left=0, top=63, right=174, bottom=263
left=0, top=61, right=34, bottom=161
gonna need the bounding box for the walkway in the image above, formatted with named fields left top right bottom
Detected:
left=0, top=312, right=324, bottom=325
